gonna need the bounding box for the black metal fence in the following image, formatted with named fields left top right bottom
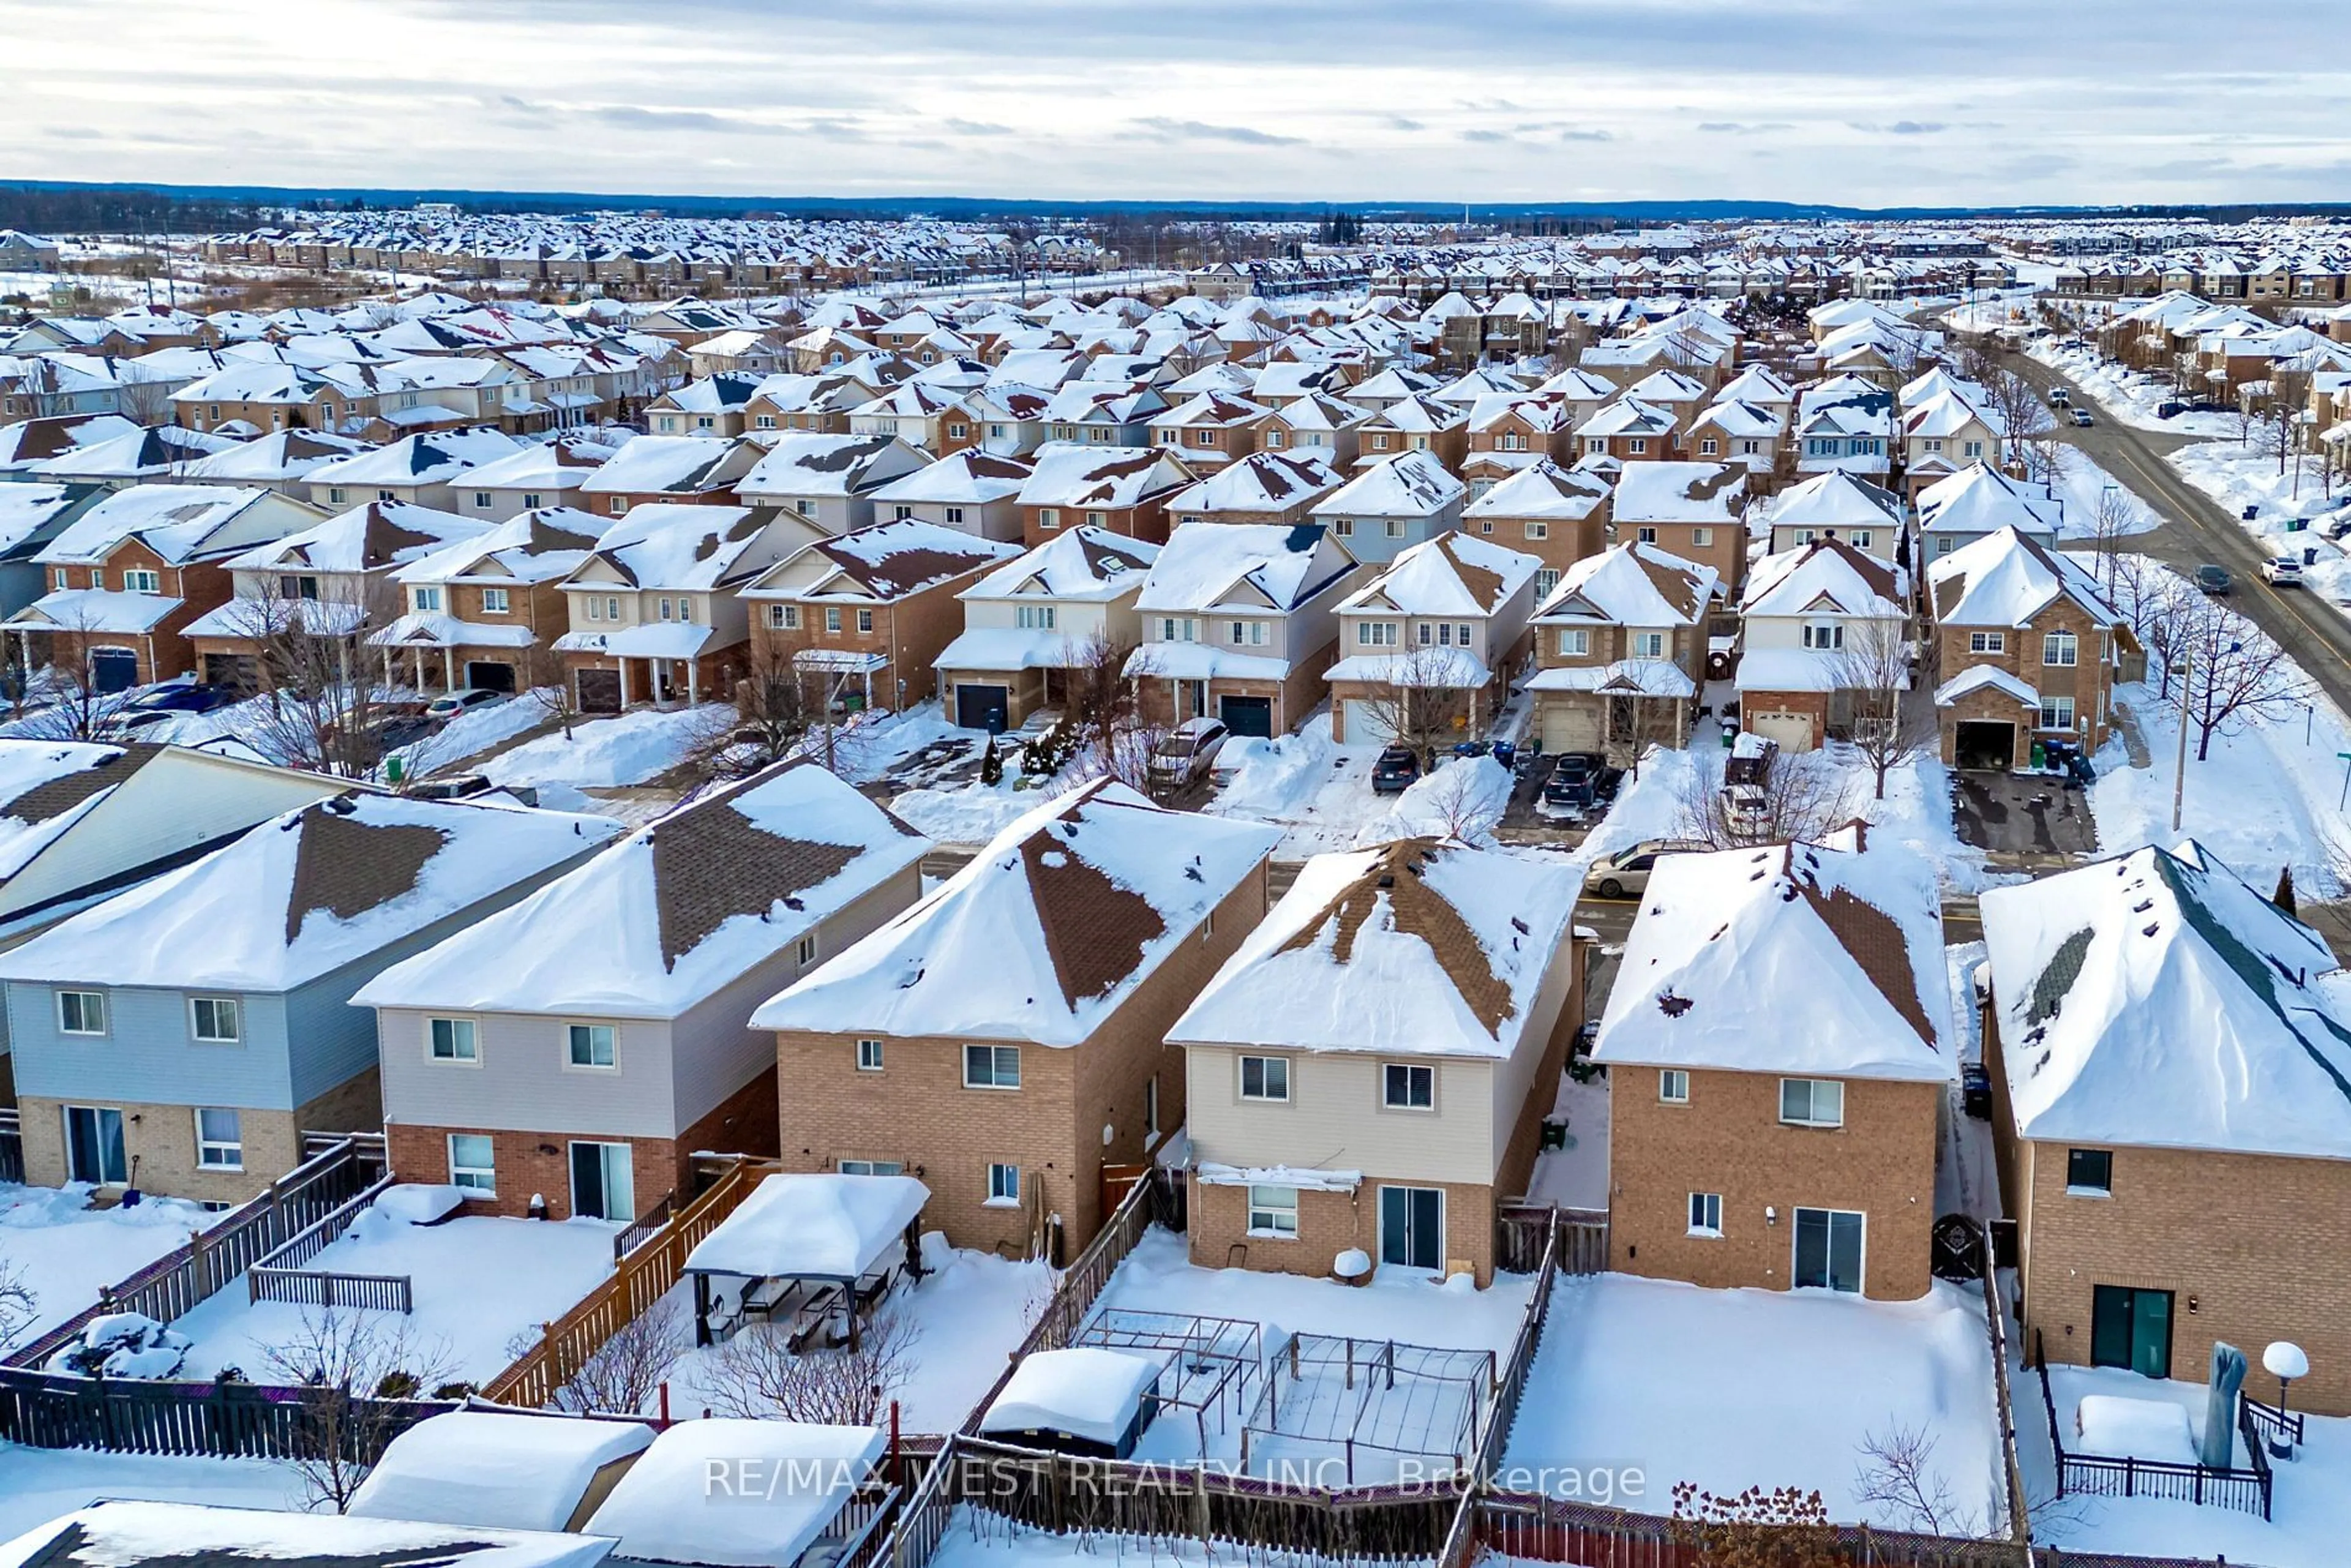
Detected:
left=2033, top=1335, right=2270, bottom=1520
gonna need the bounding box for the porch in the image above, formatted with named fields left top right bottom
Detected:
left=367, top=612, right=536, bottom=695
left=556, top=623, right=740, bottom=713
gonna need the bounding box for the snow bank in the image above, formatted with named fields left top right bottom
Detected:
left=1355, top=756, right=1512, bottom=847
left=483, top=703, right=725, bottom=789
left=372, top=1184, right=468, bottom=1225
left=0, top=1184, right=207, bottom=1353
left=392, top=691, right=558, bottom=777
left=2075, top=1394, right=2199, bottom=1465
left=350, top=1409, right=654, bottom=1532
left=1204, top=715, right=1393, bottom=856
left=585, top=1419, right=881, bottom=1568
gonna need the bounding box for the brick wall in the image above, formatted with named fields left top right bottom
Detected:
left=1933, top=596, right=2115, bottom=748
left=1187, top=1177, right=1499, bottom=1284
left=1606, top=1066, right=1941, bottom=1300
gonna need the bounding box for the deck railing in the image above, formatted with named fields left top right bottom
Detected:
left=2034, top=1332, right=2270, bottom=1520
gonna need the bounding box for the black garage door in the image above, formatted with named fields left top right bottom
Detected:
left=1954, top=719, right=2017, bottom=772
left=576, top=667, right=623, bottom=715
left=1219, top=695, right=1274, bottom=738
left=956, top=683, right=1009, bottom=733
left=90, top=649, right=139, bottom=695
left=467, top=659, right=517, bottom=694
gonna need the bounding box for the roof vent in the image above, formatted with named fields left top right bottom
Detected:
left=1377, top=873, right=1396, bottom=890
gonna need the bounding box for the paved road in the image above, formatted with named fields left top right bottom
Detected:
left=2009, top=353, right=2351, bottom=715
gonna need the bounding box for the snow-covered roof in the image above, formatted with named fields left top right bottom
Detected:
left=583, top=1419, right=882, bottom=1568
left=1534, top=542, right=1717, bottom=628
left=1015, top=443, right=1193, bottom=509
left=577, top=503, right=779, bottom=591
left=1133, top=521, right=1354, bottom=614
left=1915, top=462, right=2063, bottom=537
left=1929, top=526, right=2123, bottom=629
left=1979, top=842, right=2351, bottom=1160
left=223, top=500, right=487, bottom=576
left=1340, top=531, right=1537, bottom=618
left=0, top=741, right=158, bottom=884
left=959, top=527, right=1157, bottom=604
left=349, top=1409, right=654, bottom=1534
left=869, top=449, right=1033, bottom=506
left=179, top=429, right=375, bottom=484
left=309, top=428, right=526, bottom=489
left=1171, top=838, right=1579, bottom=1059
left=1311, top=449, right=1463, bottom=519
left=1595, top=831, right=1955, bottom=1082
left=1934, top=663, right=2039, bottom=707
left=1523, top=658, right=1695, bottom=698
left=1609, top=461, right=1747, bottom=525
left=1741, top=538, right=1908, bottom=619
left=37, top=483, right=301, bottom=567
left=354, top=763, right=924, bottom=1020
left=0, top=792, right=620, bottom=993
left=1166, top=450, right=1344, bottom=516
left=980, top=1347, right=1163, bottom=1446
left=0, top=1502, right=610, bottom=1568
left=394, top=506, right=604, bottom=586
left=1757, top=470, right=1907, bottom=535
left=684, top=1172, right=929, bottom=1280
left=1461, top=458, right=1611, bottom=522
left=747, top=517, right=1020, bottom=602
left=576, top=433, right=749, bottom=498
left=460, top=433, right=626, bottom=492
left=752, top=779, right=1277, bottom=1046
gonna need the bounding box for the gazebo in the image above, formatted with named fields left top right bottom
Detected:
left=681, top=1173, right=930, bottom=1351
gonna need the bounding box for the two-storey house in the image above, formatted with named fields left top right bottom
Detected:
left=1758, top=470, right=1908, bottom=563
left=370, top=507, right=604, bottom=697
left=306, top=429, right=528, bottom=514
left=1126, top=522, right=1360, bottom=739
left=734, top=432, right=929, bottom=534
left=1015, top=445, right=1196, bottom=546
left=1149, top=393, right=1273, bottom=470
left=1734, top=539, right=1912, bottom=752
left=575, top=435, right=763, bottom=522
left=1929, top=526, right=2136, bottom=770
left=1611, top=459, right=1749, bottom=601
left=1458, top=459, right=1613, bottom=602
left=1308, top=450, right=1466, bottom=569
left=868, top=450, right=1033, bottom=542
left=446, top=433, right=624, bottom=523
left=1914, top=462, right=2061, bottom=565
left=1165, top=451, right=1345, bottom=529
left=1325, top=534, right=1542, bottom=746
left=934, top=527, right=1158, bottom=733
left=1525, top=542, right=1720, bottom=756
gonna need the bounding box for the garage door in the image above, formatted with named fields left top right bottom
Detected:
left=1537, top=700, right=1603, bottom=755
left=576, top=667, right=623, bottom=715
left=466, top=660, right=517, bottom=694
left=1219, top=694, right=1275, bottom=738
left=1343, top=699, right=1395, bottom=745
left=1953, top=719, right=2017, bottom=772
left=201, top=653, right=258, bottom=694
left=1747, top=709, right=1816, bottom=752
left=90, top=648, right=138, bottom=696
left=955, top=683, right=1009, bottom=733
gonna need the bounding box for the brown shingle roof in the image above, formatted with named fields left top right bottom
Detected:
left=1796, top=871, right=1936, bottom=1048
left=285, top=799, right=450, bottom=946
left=1273, top=837, right=1517, bottom=1037
left=2, top=744, right=163, bottom=825
left=1019, top=805, right=1170, bottom=1011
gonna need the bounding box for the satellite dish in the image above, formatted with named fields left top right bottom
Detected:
left=2264, top=1341, right=2310, bottom=1381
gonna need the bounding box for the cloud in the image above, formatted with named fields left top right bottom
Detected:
left=1125, top=117, right=1302, bottom=146
left=1697, top=121, right=1791, bottom=135
left=1558, top=129, right=1614, bottom=143
left=590, top=105, right=754, bottom=133
left=1460, top=129, right=1510, bottom=143
left=1848, top=120, right=1948, bottom=135
left=941, top=118, right=1013, bottom=137
left=1384, top=114, right=1425, bottom=132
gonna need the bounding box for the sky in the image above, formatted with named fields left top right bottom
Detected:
left=4, top=0, right=2349, bottom=209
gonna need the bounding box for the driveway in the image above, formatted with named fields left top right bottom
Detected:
left=1950, top=769, right=2098, bottom=858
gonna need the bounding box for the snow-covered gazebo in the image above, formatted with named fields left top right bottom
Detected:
left=681, top=1173, right=930, bottom=1351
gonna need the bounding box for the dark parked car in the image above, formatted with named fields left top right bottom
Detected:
left=1961, top=1063, right=1994, bottom=1120
left=2194, top=564, right=2232, bottom=596
left=123, top=683, right=234, bottom=715
left=1371, top=745, right=1421, bottom=795
left=1540, top=752, right=1624, bottom=817
left=1450, top=738, right=1518, bottom=771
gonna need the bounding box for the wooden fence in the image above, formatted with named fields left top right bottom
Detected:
left=1974, top=1223, right=2031, bottom=1547
left=246, top=1172, right=411, bottom=1314
left=0, top=1368, right=452, bottom=1460
left=481, top=1157, right=773, bottom=1409
left=1496, top=1204, right=1608, bottom=1277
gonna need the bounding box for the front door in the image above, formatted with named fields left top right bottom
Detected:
left=1792, top=1207, right=1864, bottom=1292
left=2091, top=1285, right=2173, bottom=1379
left=64, top=1105, right=126, bottom=1186
left=1379, top=1186, right=1444, bottom=1272
left=569, top=1141, right=635, bottom=1222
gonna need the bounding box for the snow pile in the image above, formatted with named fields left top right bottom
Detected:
left=0, top=1184, right=207, bottom=1353
left=391, top=692, right=558, bottom=777
left=2028, top=340, right=2241, bottom=438
left=889, top=772, right=1060, bottom=846
left=585, top=1419, right=882, bottom=1568
left=685, top=1174, right=931, bottom=1281
left=483, top=703, right=727, bottom=789
left=42, top=1311, right=190, bottom=1379
left=372, top=1184, right=468, bottom=1226
left=1204, top=715, right=1395, bottom=856
left=350, top=1409, right=654, bottom=1532
left=2075, top=1394, right=2199, bottom=1465
left=981, top=1347, right=1163, bottom=1446
left=1354, top=756, right=1512, bottom=848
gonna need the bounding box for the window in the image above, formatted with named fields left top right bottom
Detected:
left=824, top=607, right=842, bottom=633
left=1690, top=527, right=1713, bottom=548
left=1422, top=623, right=1439, bottom=647
left=1968, top=631, right=2005, bottom=655
left=987, top=1163, right=1020, bottom=1205
left=1239, top=1054, right=1291, bottom=1101
left=1792, top=1207, right=1864, bottom=1292
left=281, top=574, right=320, bottom=601
left=473, top=491, right=493, bottom=509
left=481, top=587, right=509, bottom=614
left=769, top=604, right=798, bottom=629
left=1779, top=1078, right=1844, bottom=1128
left=1357, top=621, right=1398, bottom=648
left=1383, top=1062, right=1434, bottom=1109
left=796, top=934, right=819, bottom=968
left=1332, top=518, right=1354, bottom=536
left=945, top=506, right=964, bottom=525
left=836, top=1158, right=904, bottom=1177
left=568, top=1023, right=616, bottom=1068
left=197, top=1108, right=242, bottom=1169
left=857, top=1038, right=884, bottom=1071
left=658, top=597, right=675, bottom=622
left=1628, top=438, right=1648, bottom=455
left=1636, top=526, right=1657, bottom=544
left=413, top=586, right=443, bottom=612
left=328, top=487, right=348, bottom=505
left=1248, top=1185, right=1300, bottom=1236
left=52, top=568, right=66, bottom=591
left=1688, top=1191, right=1722, bottom=1236
left=1698, top=437, right=1719, bottom=456
left=449, top=1133, right=496, bottom=1194
left=1384, top=519, right=1404, bottom=538
left=1455, top=621, right=1472, bottom=647
left=1037, top=507, right=1061, bottom=530
left=1801, top=622, right=1844, bottom=651
left=121, top=569, right=160, bottom=594
left=604, top=596, right=620, bottom=620
left=610, top=497, right=629, bottom=516
left=430, top=1016, right=478, bottom=1062
left=1145, top=1074, right=1160, bottom=1137
left=1371, top=432, right=1392, bottom=451
left=1160, top=617, right=1197, bottom=642
left=856, top=609, right=874, bottom=634
left=56, top=990, right=105, bottom=1036
left=2043, top=631, right=2079, bottom=668
left=190, top=997, right=240, bottom=1043
left=2066, top=1147, right=2112, bottom=1196
left=1632, top=631, right=1666, bottom=658
left=1524, top=521, right=1549, bottom=541
left=893, top=505, right=914, bottom=522
left=1659, top=1068, right=1690, bottom=1103
left=1535, top=568, right=1559, bottom=599
left=1556, top=629, right=1589, bottom=657
left=964, top=1043, right=1021, bottom=1089
left=1016, top=604, right=1057, bottom=631
left=2039, top=694, right=2076, bottom=732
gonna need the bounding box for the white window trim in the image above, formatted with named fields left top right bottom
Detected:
left=448, top=1133, right=497, bottom=1195
left=1659, top=1068, right=1690, bottom=1104
left=984, top=1161, right=1021, bottom=1207
left=195, top=1107, right=244, bottom=1172
left=1381, top=1061, right=1436, bottom=1112
left=964, top=1043, right=1022, bottom=1090
left=1238, top=1054, right=1292, bottom=1103
left=565, top=1021, right=618, bottom=1071
left=56, top=989, right=106, bottom=1037
left=1247, top=1184, right=1300, bottom=1239
left=189, top=996, right=241, bottom=1045
left=1779, top=1076, right=1845, bottom=1128
left=1687, top=1191, right=1722, bottom=1237
left=857, top=1038, right=884, bottom=1072
left=428, top=1015, right=481, bottom=1066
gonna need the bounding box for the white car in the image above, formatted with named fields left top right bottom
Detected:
left=425, top=688, right=508, bottom=722
left=1146, top=717, right=1229, bottom=789
left=2261, top=557, right=2304, bottom=587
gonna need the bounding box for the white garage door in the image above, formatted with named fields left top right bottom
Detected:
left=1538, top=700, right=1603, bottom=755
left=1747, top=709, right=1817, bottom=752
left=1343, top=699, right=1396, bottom=745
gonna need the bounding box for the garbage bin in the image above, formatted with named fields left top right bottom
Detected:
left=2030, top=739, right=2047, bottom=770
left=2307, top=547, right=2321, bottom=567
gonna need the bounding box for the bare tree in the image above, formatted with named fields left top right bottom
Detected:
left=259, top=1308, right=457, bottom=1513
left=1057, top=630, right=1139, bottom=762
left=525, top=642, right=585, bottom=743
left=1853, top=1423, right=1990, bottom=1538
left=113, top=373, right=178, bottom=429
left=0, top=1261, right=35, bottom=1352
left=1667, top=1482, right=1840, bottom=1568
left=1350, top=645, right=1471, bottom=764
left=2017, top=432, right=2065, bottom=488
left=1674, top=747, right=1858, bottom=849
left=217, top=581, right=394, bottom=778
left=2267, top=365, right=2314, bottom=489
left=2106, top=554, right=2197, bottom=701
left=700, top=1307, right=917, bottom=1426
left=549, top=1297, right=686, bottom=1417
left=2085, top=482, right=2138, bottom=591
left=2175, top=599, right=2312, bottom=762
left=13, top=601, right=129, bottom=741
left=1830, top=619, right=1926, bottom=800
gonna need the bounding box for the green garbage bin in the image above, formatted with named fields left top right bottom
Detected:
left=2030, top=740, right=2046, bottom=770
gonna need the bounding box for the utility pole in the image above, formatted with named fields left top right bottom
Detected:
left=2170, top=650, right=2192, bottom=834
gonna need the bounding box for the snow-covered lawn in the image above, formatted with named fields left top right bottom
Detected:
left=0, top=1443, right=305, bottom=1539
left=167, top=1214, right=618, bottom=1384
left=0, top=1185, right=208, bottom=1352
left=481, top=703, right=725, bottom=792
left=389, top=691, right=558, bottom=776
left=2031, top=340, right=2241, bottom=439
left=928, top=1508, right=1218, bottom=1568
left=2023, top=1364, right=2351, bottom=1568
left=664, top=1240, right=1051, bottom=1436
left=1204, top=715, right=1393, bottom=855
left=2167, top=441, right=2351, bottom=595
left=1502, top=1274, right=2004, bottom=1528
left=2093, top=678, right=2349, bottom=895
left=2047, top=446, right=2162, bottom=542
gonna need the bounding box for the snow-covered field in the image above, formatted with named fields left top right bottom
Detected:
left=0, top=1444, right=305, bottom=1540
left=2023, top=1364, right=2351, bottom=1568
left=481, top=703, right=724, bottom=792
left=0, top=1185, right=208, bottom=1352
left=168, top=1213, right=617, bottom=1383
left=2093, top=678, right=2349, bottom=896
left=1502, top=1274, right=2004, bottom=1528
left=2167, top=441, right=2351, bottom=590
left=389, top=692, right=558, bottom=777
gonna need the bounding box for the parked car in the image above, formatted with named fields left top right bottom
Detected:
left=96, top=707, right=179, bottom=739
left=1450, top=738, right=1518, bottom=772
left=2262, top=557, right=2304, bottom=587
left=2194, top=564, right=2233, bottom=596
left=424, top=688, right=506, bottom=722
left=121, top=682, right=234, bottom=716
left=1370, top=745, right=1422, bottom=795
left=2048, top=387, right=2069, bottom=406
left=1961, top=1063, right=1994, bottom=1120
left=1540, top=752, right=1623, bottom=817
left=1146, top=716, right=1228, bottom=790
left=2071, top=409, right=2094, bottom=427
left=2155, top=400, right=2186, bottom=420
left=1584, top=839, right=1708, bottom=901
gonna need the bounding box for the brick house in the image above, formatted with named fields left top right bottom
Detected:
left=754, top=779, right=1280, bottom=1258
left=1685, top=399, right=1785, bottom=478
left=1914, top=462, right=2061, bottom=568
left=1610, top=460, right=1750, bottom=601
left=1325, top=533, right=1541, bottom=745
left=357, top=763, right=925, bottom=1224
left=1576, top=397, right=1681, bottom=463
left=1127, top=521, right=1360, bottom=739
left=735, top=432, right=932, bottom=535
left=306, top=429, right=529, bottom=514
left=576, top=435, right=763, bottom=522
left=1734, top=539, right=1912, bottom=753
left=1352, top=395, right=1468, bottom=475
left=1171, top=838, right=1588, bottom=1286
left=1460, top=394, right=1573, bottom=495
left=1149, top=392, right=1273, bottom=470
left=936, top=527, right=1158, bottom=733
left=1164, top=450, right=1346, bottom=528
left=1309, top=449, right=1467, bottom=568
left=1595, top=828, right=1953, bottom=1300
left=1, top=792, right=619, bottom=1204
left=1525, top=542, right=1720, bottom=757
left=1979, top=842, right=2351, bottom=1414
left=868, top=449, right=1033, bottom=541
left=740, top=518, right=1022, bottom=713
left=743, top=372, right=866, bottom=437
left=1757, top=470, right=1909, bottom=564
left=1256, top=391, right=1371, bottom=470
left=1015, top=445, right=1196, bottom=546
left=1459, top=459, right=1614, bottom=602
left=848, top=382, right=981, bottom=456
left=369, top=506, right=604, bottom=696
